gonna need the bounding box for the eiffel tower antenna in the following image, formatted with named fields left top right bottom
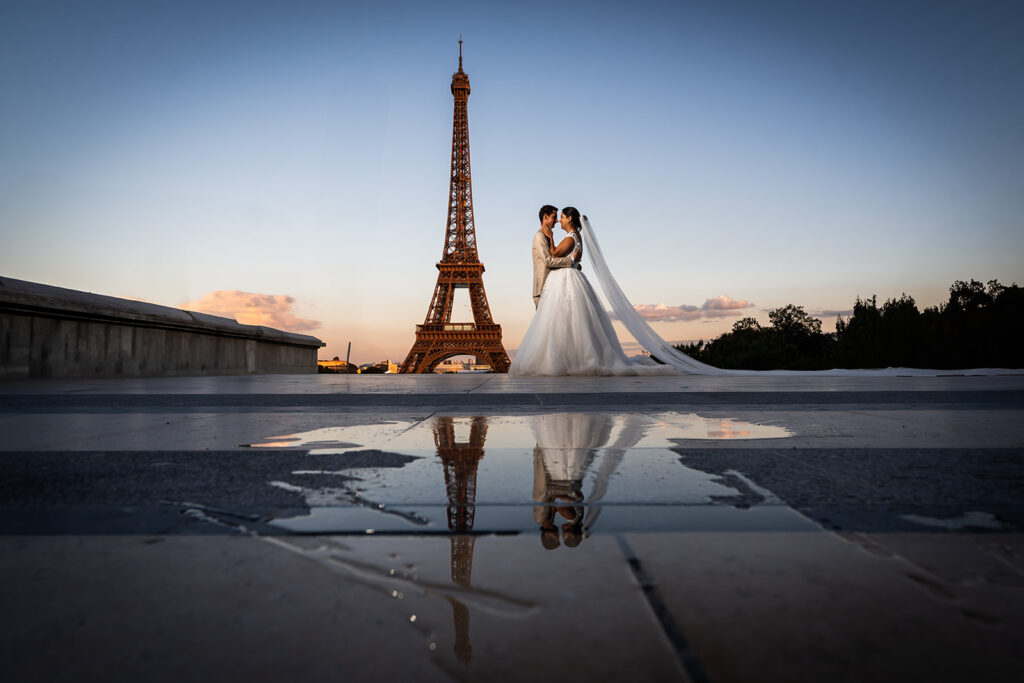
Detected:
left=400, top=43, right=511, bottom=374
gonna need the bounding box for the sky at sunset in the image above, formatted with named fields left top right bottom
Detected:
left=2, top=1, right=1022, bottom=363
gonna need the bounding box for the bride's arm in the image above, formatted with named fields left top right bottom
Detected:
left=550, top=235, right=575, bottom=257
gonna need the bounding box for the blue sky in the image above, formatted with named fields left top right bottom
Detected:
left=2, top=0, right=1022, bottom=362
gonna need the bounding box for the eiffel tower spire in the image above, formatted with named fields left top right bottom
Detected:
left=400, top=43, right=511, bottom=374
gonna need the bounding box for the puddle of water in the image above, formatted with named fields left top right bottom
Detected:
left=250, top=413, right=799, bottom=535
left=244, top=412, right=792, bottom=454
left=281, top=448, right=739, bottom=507
left=246, top=421, right=421, bottom=452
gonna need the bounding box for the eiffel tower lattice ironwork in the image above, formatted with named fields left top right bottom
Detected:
left=433, top=416, right=488, bottom=663
left=400, top=42, right=511, bottom=374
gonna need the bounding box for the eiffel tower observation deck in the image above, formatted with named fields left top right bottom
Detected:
left=400, top=42, right=511, bottom=374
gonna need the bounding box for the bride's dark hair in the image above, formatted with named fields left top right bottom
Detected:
left=561, top=206, right=582, bottom=230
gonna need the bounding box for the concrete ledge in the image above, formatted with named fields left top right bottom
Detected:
left=0, top=277, right=324, bottom=379
left=2, top=389, right=1023, bottom=412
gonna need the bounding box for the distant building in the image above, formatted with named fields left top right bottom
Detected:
left=433, top=359, right=492, bottom=374
left=319, top=359, right=399, bottom=374
left=317, top=359, right=358, bottom=374
left=434, top=360, right=463, bottom=374
left=359, top=360, right=399, bottom=374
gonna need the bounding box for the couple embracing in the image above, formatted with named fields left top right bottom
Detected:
left=510, top=205, right=675, bottom=377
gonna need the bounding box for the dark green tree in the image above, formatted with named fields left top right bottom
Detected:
left=768, top=304, right=822, bottom=337
left=683, top=306, right=833, bottom=370
left=678, top=279, right=1021, bottom=370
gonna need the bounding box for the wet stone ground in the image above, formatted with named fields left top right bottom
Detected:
left=1, top=375, right=1023, bottom=682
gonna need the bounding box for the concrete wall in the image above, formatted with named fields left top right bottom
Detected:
left=0, top=277, right=324, bottom=379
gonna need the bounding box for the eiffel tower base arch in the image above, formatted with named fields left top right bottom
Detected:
left=400, top=331, right=511, bottom=374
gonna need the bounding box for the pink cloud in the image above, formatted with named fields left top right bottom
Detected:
left=183, top=290, right=322, bottom=332
left=702, top=295, right=753, bottom=311
left=632, top=303, right=702, bottom=322
left=633, top=295, right=755, bottom=322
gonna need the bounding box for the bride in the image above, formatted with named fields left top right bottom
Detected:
left=510, top=207, right=677, bottom=376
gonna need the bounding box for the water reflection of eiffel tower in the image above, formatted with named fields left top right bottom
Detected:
left=433, top=416, right=488, bottom=664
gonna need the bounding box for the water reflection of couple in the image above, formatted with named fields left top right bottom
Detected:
left=529, top=412, right=645, bottom=549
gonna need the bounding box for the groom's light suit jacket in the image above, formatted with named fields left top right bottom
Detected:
left=532, top=229, right=574, bottom=305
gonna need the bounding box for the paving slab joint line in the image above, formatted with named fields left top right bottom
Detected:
left=466, top=374, right=498, bottom=393
left=616, top=534, right=710, bottom=683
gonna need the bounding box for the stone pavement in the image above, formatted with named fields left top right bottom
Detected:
left=1, top=374, right=1023, bottom=682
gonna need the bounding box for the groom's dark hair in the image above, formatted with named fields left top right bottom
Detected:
left=539, top=205, right=557, bottom=222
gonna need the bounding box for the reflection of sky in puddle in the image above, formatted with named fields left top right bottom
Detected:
left=287, top=449, right=737, bottom=507
left=249, top=421, right=420, bottom=453
left=247, top=413, right=791, bottom=455
left=256, top=413, right=797, bottom=535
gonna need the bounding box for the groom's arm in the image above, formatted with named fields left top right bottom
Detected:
left=533, top=232, right=573, bottom=268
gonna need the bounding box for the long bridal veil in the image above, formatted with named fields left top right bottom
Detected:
left=581, top=216, right=730, bottom=375
left=579, top=216, right=1004, bottom=377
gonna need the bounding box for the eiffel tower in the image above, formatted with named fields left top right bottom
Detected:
left=400, top=42, right=511, bottom=374
left=433, top=416, right=488, bottom=663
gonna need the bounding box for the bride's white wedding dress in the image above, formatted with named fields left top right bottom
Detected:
left=510, top=230, right=673, bottom=376
left=512, top=216, right=1009, bottom=377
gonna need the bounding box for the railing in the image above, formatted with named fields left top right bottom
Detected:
left=416, top=323, right=501, bottom=333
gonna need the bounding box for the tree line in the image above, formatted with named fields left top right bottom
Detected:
left=673, top=279, right=1023, bottom=370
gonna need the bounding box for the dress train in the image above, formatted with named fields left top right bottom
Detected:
left=510, top=265, right=672, bottom=377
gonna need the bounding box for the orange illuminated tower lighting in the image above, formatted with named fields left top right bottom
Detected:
left=400, top=41, right=511, bottom=374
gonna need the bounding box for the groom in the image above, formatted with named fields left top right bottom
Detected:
left=532, top=205, right=574, bottom=308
